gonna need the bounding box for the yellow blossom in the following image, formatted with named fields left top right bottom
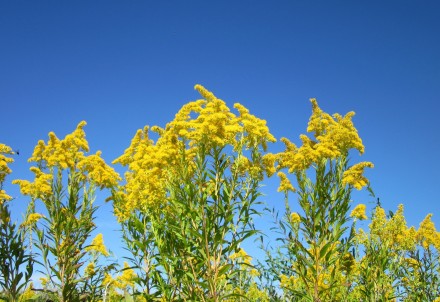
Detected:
left=277, top=99, right=367, bottom=174
left=112, top=85, right=275, bottom=219
left=19, top=283, right=35, bottom=301
left=290, top=212, right=301, bottom=224
left=102, top=272, right=114, bottom=286
left=39, top=277, right=49, bottom=287
left=23, top=213, right=45, bottom=226
left=417, top=213, right=440, bottom=250
left=77, top=151, right=121, bottom=188
left=13, top=167, right=53, bottom=198
left=342, top=162, right=374, bottom=190
left=0, top=144, right=14, bottom=183
left=14, top=122, right=119, bottom=201
left=86, top=233, right=110, bottom=257
left=85, top=262, right=95, bottom=276
left=350, top=204, right=367, bottom=220
left=277, top=172, right=295, bottom=193
left=229, top=248, right=252, bottom=264
left=115, top=262, right=136, bottom=289
left=0, top=144, right=14, bottom=204
left=365, top=205, right=417, bottom=251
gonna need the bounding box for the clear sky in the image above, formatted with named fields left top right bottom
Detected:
left=1, top=1, right=439, bottom=266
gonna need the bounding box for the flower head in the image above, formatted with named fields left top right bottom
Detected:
left=350, top=204, right=367, bottom=220
left=86, top=233, right=110, bottom=257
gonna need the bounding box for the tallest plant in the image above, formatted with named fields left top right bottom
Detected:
left=113, top=85, right=276, bottom=301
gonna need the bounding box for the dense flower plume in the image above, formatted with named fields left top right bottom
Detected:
left=112, top=84, right=276, bottom=220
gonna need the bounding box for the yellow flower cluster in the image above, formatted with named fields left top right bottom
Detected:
left=113, top=85, right=275, bottom=219
left=279, top=273, right=298, bottom=290
left=116, top=262, right=137, bottom=289
left=85, top=262, right=95, bottom=276
left=23, top=212, right=45, bottom=226
left=290, top=212, right=301, bottom=224
left=13, top=122, right=120, bottom=200
left=277, top=172, right=296, bottom=193
left=416, top=213, right=440, bottom=250
left=361, top=205, right=417, bottom=251
left=86, top=233, right=110, bottom=257
left=277, top=99, right=366, bottom=173
left=342, top=162, right=374, bottom=190
left=229, top=248, right=252, bottom=265
left=350, top=204, right=367, bottom=220
left=13, top=167, right=53, bottom=199
left=0, top=144, right=14, bottom=203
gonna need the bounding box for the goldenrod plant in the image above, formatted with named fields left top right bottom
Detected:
left=113, top=85, right=276, bottom=301
left=261, top=99, right=373, bottom=301
left=13, top=122, right=120, bottom=302
left=0, top=144, right=33, bottom=302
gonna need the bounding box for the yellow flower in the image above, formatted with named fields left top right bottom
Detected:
left=229, top=248, right=252, bottom=264
left=19, top=283, right=35, bottom=301
left=342, top=162, right=374, bottom=190
left=23, top=213, right=45, bottom=226
left=250, top=268, right=260, bottom=277
left=112, top=85, right=276, bottom=219
left=0, top=190, right=12, bottom=204
left=77, top=151, right=121, bottom=188
left=277, top=172, right=296, bottom=193
left=116, top=262, right=136, bottom=289
left=350, top=204, right=367, bottom=220
left=85, top=262, right=95, bottom=276
left=86, top=233, right=110, bottom=256
left=0, top=144, right=14, bottom=204
left=13, top=167, right=53, bottom=199
left=277, top=99, right=367, bottom=174
left=39, top=277, right=49, bottom=287
left=290, top=212, right=301, bottom=224
left=365, top=205, right=417, bottom=251
left=102, top=272, right=114, bottom=286
left=417, top=213, right=440, bottom=250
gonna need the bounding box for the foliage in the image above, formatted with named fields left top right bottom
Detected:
left=114, top=85, right=275, bottom=301
left=12, top=122, right=119, bottom=302
left=1, top=86, right=440, bottom=301
left=0, top=145, right=33, bottom=302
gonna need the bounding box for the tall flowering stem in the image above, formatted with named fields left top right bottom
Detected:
left=13, top=122, right=120, bottom=301
left=0, top=144, right=33, bottom=302
left=266, top=99, right=373, bottom=301
left=113, top=85, right=275, bottom=300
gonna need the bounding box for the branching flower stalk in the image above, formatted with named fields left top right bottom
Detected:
left=265, top=99, right=373, bottom=301
left=113, top=85, right=276, bottom=301
left=13, top=122, right=120, bottom=302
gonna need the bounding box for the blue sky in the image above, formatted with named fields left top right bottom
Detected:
left=1, top=1, right=439, bottom=265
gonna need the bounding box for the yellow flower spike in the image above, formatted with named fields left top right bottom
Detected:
left=0, top=144, right=14, bottom=189
left=342, top=161, right=374, bottom=190
left=85, top=262, right=95, bottom=276
left=194, top=84, right=216, bottom=101
left=262, top=153, right=277, bottom=177
left=23, top=213, right=45, bottom=226
left=307, top=98, right=336, bottom=136
left=350, top=204, right=367, bottom=220
left=277, top=172, right=296, bottom=193
left=117, top=261, right=136, bottom=289
left=78, top=151, right=121, bottom=188
left=290, top=212, right=301, bottom=224
left=86, top=233, right=110, bottom=257
left=0, top=144, right=14, bottom=204
left=417, top=213, right=440, bottom=250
